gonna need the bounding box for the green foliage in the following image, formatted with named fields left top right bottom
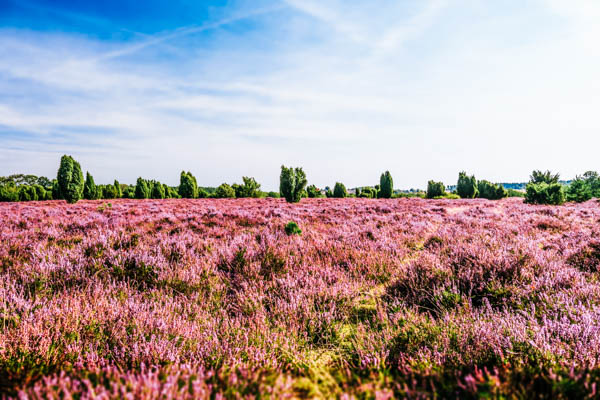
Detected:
left=134, top=178, right=151, bottom=199
left=57, top=155, right=84, bottom=204
left=267, top=191, right=280, bottom=198
left=0, top=184, right=19, bottom=202
left=566, top=178, right=592, bottom=203
left=100, top=184, right=118, bottom=199
left=525, top=182, right=565, bottom=205
left=359, top=187, right=377, bottom=198
left=333, top=182, right=347, bottom=198
left=197, top=188, right=208, bottom=198
left=530, top=170, right=560, bottom=184
left=478, top=180, right=508, bottom=200
left=150, top=181, right=166, bottom=199
left=215, top=183, right=236, bottom=198
left=234, top=177, right=261, bottom=198
left=434, top=193, right=461, bottom=200
left=507, top=189, right=525, bottom=197
left=379, top=171, right=394, bottom=199
left=582, top=171, right=600, bottom=197
left=279, top=165, right=308, bottom=203
left=178, top=171, right=198, bottom=199
left=457, top=171, right=478, bottom=199
left=307, top=185, right=322, bottom=198
left=83, top=172, right=98, bottom=200
left=284, top=221, right=302, bottom=236
left=426, top=180, right=445, bottom=199
left=18, top=185, right=38, bottom=201
left=325, top=188, right=333, bottom=198
left=52, top=180, right=60, bottom=200
left=113, top=180, right=122, bottom=198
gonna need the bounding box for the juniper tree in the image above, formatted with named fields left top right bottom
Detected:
left=135, top=178, right=150, bottom=199
left=279, top=166, right=308, bottom=203
left=179, top=171, right=198, bottom=198
left=57, top=155, right=84, bottom=204
left=333, top=182, right=347, bottom=198
left=457, top=171, right=478, bottom=199
left=379, top=171, right=393, bottom=199
left=83, top=172, right=98, bottom=200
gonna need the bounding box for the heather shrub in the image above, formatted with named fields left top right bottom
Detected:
left=567, top=241, right=600, bottom=273
left=386, top=240, right=526, bottom=314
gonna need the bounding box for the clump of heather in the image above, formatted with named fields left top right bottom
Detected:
left=2, top=198, right=600, bottom=398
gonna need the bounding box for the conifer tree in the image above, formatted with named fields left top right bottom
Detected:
left=279, top=166, right=308, bottom=203
left=379, top=171, right=393, bottom=199
left=57, top=155, right=84, bottom=204
left=83, top=172, right=98, bottom=200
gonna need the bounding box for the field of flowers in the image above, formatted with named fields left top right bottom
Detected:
left=2, top=197, right=600, bottom=398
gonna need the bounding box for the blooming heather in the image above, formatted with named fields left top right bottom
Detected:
left=1, top=198, right=600, bottom=398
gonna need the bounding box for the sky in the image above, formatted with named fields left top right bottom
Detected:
left=1, top=0, right=599, bottom=190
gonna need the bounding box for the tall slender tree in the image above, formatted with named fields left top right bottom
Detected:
left=280, top=166, right=308, bottom=203
left=57, top=155, right=84, bottom=204
left=379, top=171, right=394, bottom=199
left=83, top=172, right=98, bottom=200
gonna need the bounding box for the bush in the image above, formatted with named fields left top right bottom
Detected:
left=0, top=184, right=18, bottom=202
left=267, top=191, right=280, bottom=198
left=426, top=180, right=445, bottom=199
left=566, top=178, right=592, bottom=203
left=233, top=177, right=261, bottom=198
left=279, top=166, right=308, bottom=203
left=478, top=180, right=508, bottom=200
left=178, top=171, right=198, bottom=199
left=525, top=182, right=565, bottom=205
left=333, top=182, right=347, bottom=198
left=215, top=183, right=236, bottom=198
left=307, top=185, right=321, bottom=198
left=57, top=155, right=84, bottom=204
left=379, top=171, right=393, bottom=199
left=359, top=187, right=377, bottom=198
left=457, top=172, right=478, bottom=199
left=18, top=185, right=37, bottom=201
left=284, top=221, right=302, bottom=235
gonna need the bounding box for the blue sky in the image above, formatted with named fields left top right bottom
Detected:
left=1, top=0, right=599, bottom=190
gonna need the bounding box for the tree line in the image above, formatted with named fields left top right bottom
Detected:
left=1, top=155, right=598, bottom=206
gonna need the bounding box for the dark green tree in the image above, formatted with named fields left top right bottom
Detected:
left=477, top=180, right=507, bottom=200
left=151, top=181, right=166, bottom=199
left=239, top=177, right=261, bottom=198
left=83, top=172, right=98, bottom=200
left=333, top=182, right=347, bottom=198
left=57, top=155, right=84, bottom=204
left=566, top=177, right=592, bottom=203
left=426, top=180, right=445, bottom=199
left=379, top=171, right=393, bottom=199
left=279, top=166, right=308, bottom=203
left=530, top=170, right=560, bottom=184
left=179, top=171, right=198, bottom=199
left=135, top=177, right=151, bottom=199
left=457, top=171, right=478, bottom=199
left=114, top=180, right=122, bottom=198
left=215, top=183, right=236, bottom=198
left=307, top=185, right=322, bottom=198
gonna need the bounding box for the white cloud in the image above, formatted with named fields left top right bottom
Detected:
left=1, top=0, right=599, bottom=189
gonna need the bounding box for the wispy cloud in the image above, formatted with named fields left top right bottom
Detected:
left=1, top=0, right=599, bottom=188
